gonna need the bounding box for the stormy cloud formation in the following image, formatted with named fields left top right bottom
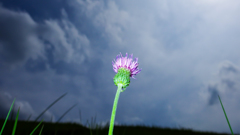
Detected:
left=1, top=0, right=240, bottom=134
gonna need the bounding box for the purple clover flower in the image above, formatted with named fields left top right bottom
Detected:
left=112, top=52, right=142, bottom=79
left=109, top=53, right=142, bottom=135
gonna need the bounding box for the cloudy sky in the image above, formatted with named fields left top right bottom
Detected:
left=1, top=0, right=240, bottom=134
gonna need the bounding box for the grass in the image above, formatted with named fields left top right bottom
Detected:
left=0, top=93, right=237, bottom=135
left=0, top=99, right=44, bottom=135
left=0, top=119, right=235, bottom=135
left=218, top=95, right=234, bottom=135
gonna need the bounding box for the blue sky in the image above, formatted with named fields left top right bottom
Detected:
left=1, top=0, right=240, bottom=133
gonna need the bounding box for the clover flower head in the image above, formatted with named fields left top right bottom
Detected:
left=112, top=52, right=142, bottom=79
left=112, top=52, right=142, bottom=90
left=109, top=52, right=142, bottom=135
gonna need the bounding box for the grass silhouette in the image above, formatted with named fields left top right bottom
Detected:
left=0, top=99, right=44, bottom=135
left=0, top=93, right=237, bottom=135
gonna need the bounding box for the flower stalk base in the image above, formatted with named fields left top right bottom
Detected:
left=108, top=84, right=122, bottom=135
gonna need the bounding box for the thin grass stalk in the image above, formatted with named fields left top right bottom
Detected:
left=39, top=125, right=44, bottom=135
left=29, top=119, right=44, bottom=135
left=27, top=114, right=32, bottom=122
left=218, top=95, right=234, bottom=135
left=51, top=115, right=53, bottom=123
left=56, top=103, right=77, bottom=123
left=11, top=107, right=20, bottom=135
left=86, top=119, right=93, bottom=135
left=79, top=109, right=82, bottom=125
left=122, top=127, right=127, bottom=135
left=10, top=104, right=15, bottom=121
left=35, top=93, right=67, bottom=121
left=0, top=98, right=15, bottom=135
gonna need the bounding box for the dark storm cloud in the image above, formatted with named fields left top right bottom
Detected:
left=0, top=5, right=43, bottom=67
left=221, top=79, right=235, bottom=89
left=2, top=0, right=240, bottom=133
left=0, top=4, right=96, bottom=122
left=0, top=4, right=91, bottom=72
left=207, top=61, right=240, bottom=106
left=1, top=0, right=67, bottom=20
left=207, top=85, right=219, bottom=106
left=219, top=61, right=239, bottom=75
left=25, top=58, right=47, bottom=73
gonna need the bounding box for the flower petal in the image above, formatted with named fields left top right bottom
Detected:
left=112, top=52, right=141, bottom=78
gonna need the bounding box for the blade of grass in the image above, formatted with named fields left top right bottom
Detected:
left=10, top=103, right=15, bottom=121
left=30, top=119, right=44, bottom=135
left=92, top=115, right=96, bottom=129
left=51, top=115, right=53, bottom=123
left=39, top=124, right=44, bottom=135
left=121, top=127, right=127, bottom=135
left=0, top=98, right=15, bottom=135
left=27, top=114, right=32, bottom=121
left=79, top=109, right=82, bottom=125
left=87, top=119, right=93, bottom=135
left=35, top=93, right=67, bottom=121
left=11, top=107, right=20, bottom=135
left=218, top=95, right=234, bottom=135
left=85, top=119, right=89, bottom=127
left=56, top=103, right=77, bottom=123
left=85, top=119, right=93, bottom=135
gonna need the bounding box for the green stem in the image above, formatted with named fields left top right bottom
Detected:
left=108, top=84, right=123, bottom=135
left=218, top=95, right=234, bottom=135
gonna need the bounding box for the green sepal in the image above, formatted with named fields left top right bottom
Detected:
left=113, top=68, right=131, bottom=90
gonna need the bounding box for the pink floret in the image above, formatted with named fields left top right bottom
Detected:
left=112, top=52, right=142, bottom=79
